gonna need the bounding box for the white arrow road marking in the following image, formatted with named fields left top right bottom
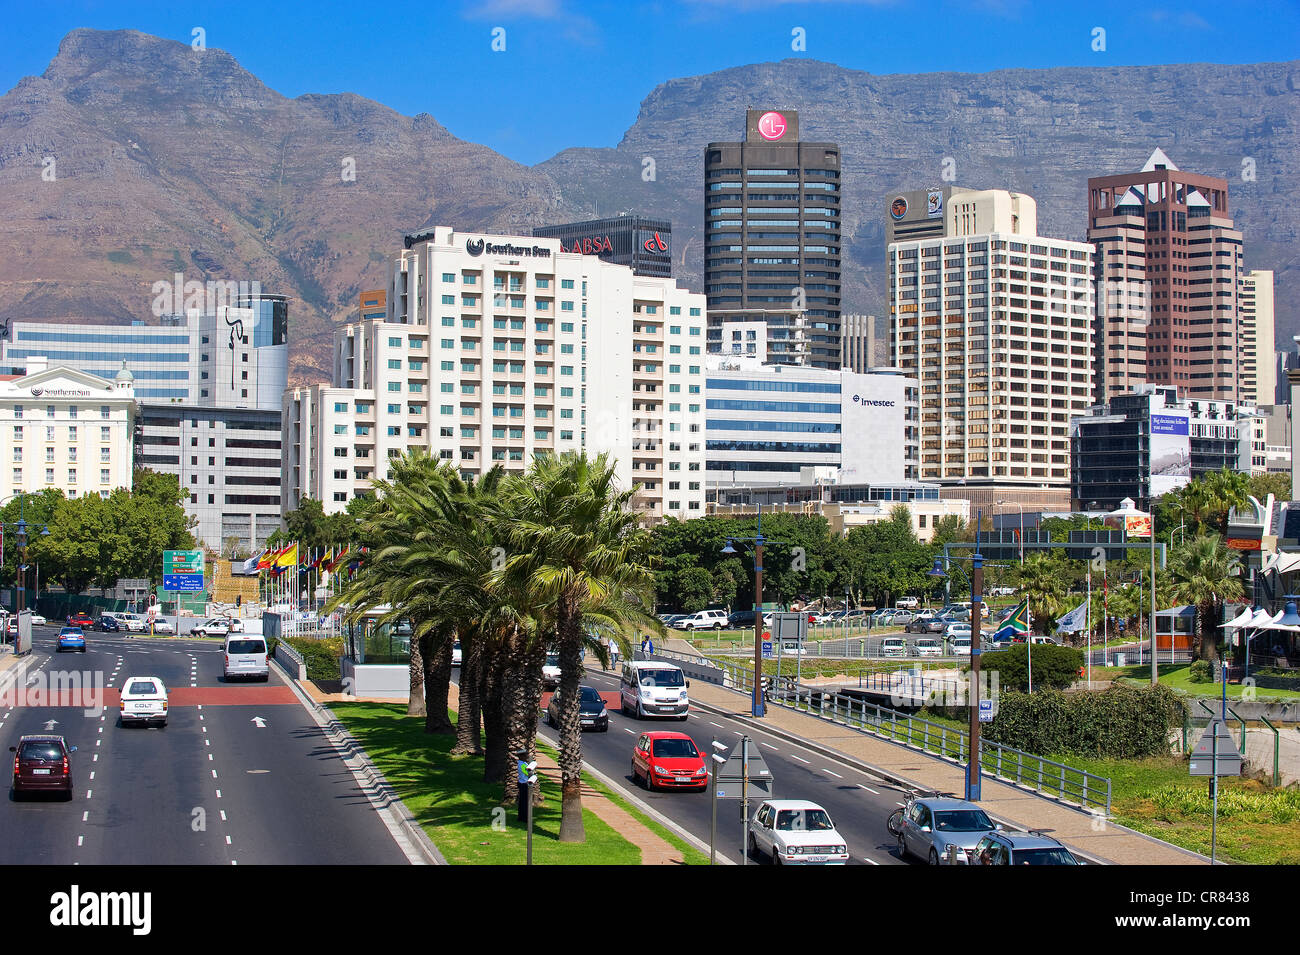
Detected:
left=43, top=719, right=58, bottom=730
left=250, top=717, right=267, bottom=728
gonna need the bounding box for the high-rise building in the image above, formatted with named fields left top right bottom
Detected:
left=885, top=186, right=1037, bottom=246
left=840, top=313, right=877, bottom=373
left=532, top=216, right=672, bottom=278
left=888, top=190, right=1094, bottom=489
left=1240, top=270, right=1276, bottom=408
left=284, top=227, right=707, bottom=522
left=1087, top=150, right=1244, bottom=404
left=704, top=109, right=841, bottom=368
left=0, top=300, right=288, bottom=553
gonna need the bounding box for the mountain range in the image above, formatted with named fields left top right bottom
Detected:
left=1, top=29, right=1296, bottom=384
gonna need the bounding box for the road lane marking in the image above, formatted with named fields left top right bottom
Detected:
left=211, top=770, right=217, bottom=778
left=863, top=857, right=880, bottom=865
left=225, top=836, right=232, bottom=845
left=82, top=811, right=88, bottom=822
left=760, top=743, right=778, bottom=751
left=78, top=836, right=83, bottom=846
left=789, top=754, right=810, bottom=764
left=709, top=721, right=724, bottom=728
left=86, top=790, right=92, bottom=799
left=858, top=784, right=879, bottom=794
left=896, top=801, right=905, bottom=807
left=89, top=772, right=94, bottom=780
left=220, top=810, right=226, bottom=821
left=215, top=789, right=221, bottom=798
left=823, top=768, right=843, bottom=778
left=624, top=728, right=636, bottom=734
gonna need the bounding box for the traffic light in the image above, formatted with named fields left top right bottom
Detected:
left=236, top=595, right=241, bottom=608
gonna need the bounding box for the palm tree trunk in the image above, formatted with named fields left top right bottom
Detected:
left=423, top=633, right=454, bottom=734
left=556, top=601, right=586, bottom=843
left=406, top=628, right=425, bottom=717
left=452, top=634, right=483, bottom=755
left=500, top=625, right=528, bottom=806
left=1199, top=599, right=1219, bottom=664
left=481, top=639, right=508, bottom=784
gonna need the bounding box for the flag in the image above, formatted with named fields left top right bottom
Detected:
left=276, top=543, right=299, bottom=568
left=310, top=548, right=331, bottom=571
left=325, top=548, right=350, bottom=573
left=1055, top=599, right=1090, bottom=634
left=991, top=599, right=1029, bottom=642
left=255, top=547, right=278, bottom=570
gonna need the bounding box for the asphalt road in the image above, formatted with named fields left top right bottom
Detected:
left=0, top=627, right=411, bottom=865
left=524, top=668, right=925, bottom=865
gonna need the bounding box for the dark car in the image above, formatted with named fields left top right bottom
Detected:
left=67, top=612, right=94, bottom=629
left=10, top=735, right=77, bottom=800
left=971, top=830, right=1080, bottom=866
left=545, top=685, right=609, bottom=732
left=727, top=610, right=758, bottom=629
left=94, top=615, right=121, bottom=633
left=906, top=616, right=947, bottom=634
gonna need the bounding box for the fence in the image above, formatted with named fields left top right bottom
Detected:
left=658, top=646, right=1112, bottom=814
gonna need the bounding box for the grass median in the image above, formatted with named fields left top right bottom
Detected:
left=331, top=701, right=707, bottom=865
left=1107, top=663, right=1300, bottom=701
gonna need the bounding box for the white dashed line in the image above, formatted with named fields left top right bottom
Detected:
left=858, top=784, right=880, bottom=795
left=225, top=835, right=232, bottom=845
left=823, top=768, right=843, bottom=778
left=760, top=743, right=778, bottom=751
left=220, top=810, right=227, bottom=821
left=211, top=770, right=217, bottom=779
left=92, top=754, right=98, bottom=762
left=89, top=772, right=95, bottom=780
left=78, top=836, right=84, bottom=846
left=863, top=857, right=880, bottom=865
left=204, top=739, right=210, bottom=746
left=85, top=790, right=92, bottom=799
left=623, top=727, right=636, bottom=734
left=82, top=811, right=88, bottom=822
left=709, top=721, right=724, bottom=728
left=215, top=789, right=221, bottom=798
left=208, top=754, right=213, bottom=761
left=789, top=754, right=810, bottom=764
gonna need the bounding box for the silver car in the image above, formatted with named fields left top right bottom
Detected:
left=897, top=798, right=997, bottom=865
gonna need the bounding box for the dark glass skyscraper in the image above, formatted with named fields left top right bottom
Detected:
left=532, top=216, right=672, bottom=277
left=704, top=110, right=841, bottom=368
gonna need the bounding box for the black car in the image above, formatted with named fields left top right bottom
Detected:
left=10, top=735, right=77, bottom=800
left=545, top=685, right=609, bottom=732
left=94, top=616, right=121, bottom=632
left=727, top=610, right=758, bottom=629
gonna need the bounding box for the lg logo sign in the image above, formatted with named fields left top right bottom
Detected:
left=757, top=111, right=787, bottom=141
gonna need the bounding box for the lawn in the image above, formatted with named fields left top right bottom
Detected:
left=332, top=702, right=707, bottom=865
left=1108, top=663, right=1300, bottom=700
left=706, top=652, right=950, bottom=683
left=1062, top=754, right=1300, bottom=865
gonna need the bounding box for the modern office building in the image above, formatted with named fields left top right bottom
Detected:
left=888, top=189, right=1095, bottom=491
left=715, top=320, right=768, bottom=362
left=840, top=313, right=877, bottom=373
left=1240, top=270, right=1276, bottom=408
left=284, top=227, right=708, bottom=521
left=1087, top=150, right=1244, bottom=404
left=704, top=357, right=919, bottom=487
left=532, top=216, right=672, bottom=278
left=885, top=186, right=1037, bottom=246
left=704, top=109, right=841, bottom=368
left=1070, top=384, right=1252, bottom=511
left=0, top=358, right=137, bottom=501
left=0, top=299, right=288, bottom=552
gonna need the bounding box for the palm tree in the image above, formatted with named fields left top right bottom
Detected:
left=1015, top=553, right=1069, bottom=635
left=1169, top=533, right=1243, bottom=665
left=503, top=452, right=661, bottom=843
left=1202, top=468, right=1250, bottom=535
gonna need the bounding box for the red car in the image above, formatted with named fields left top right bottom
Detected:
left=631, top=731, right=709, bottom=792
left=10, top=735, right=77, bottom=800
left=67, top=612, right=94, bottom=629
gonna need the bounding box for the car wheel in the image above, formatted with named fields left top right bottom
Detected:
left=748, top=833, right=761, bottom=861
left=897, top=831, right=908, bottom=859
left=929, top=848, right=941, bottom=866
left=713, top=622, right=723, bottom=630
left=773, top=851, right=783, bottom=866
left=63, top=789, right=74, bottom=802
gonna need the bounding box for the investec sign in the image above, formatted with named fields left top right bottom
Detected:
left=466, top=238, right=552, bottom=258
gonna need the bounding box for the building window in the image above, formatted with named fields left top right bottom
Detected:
left=101, top=447, right=110, bottom=463
left=101, top=406, right=110, bottom=419
left=45, top=447, right=54, bottom=462
left=45, top=468, right=54, bottom=483
left=100, top=469, right=110, bottom=484
left=101, top=426, right=110, bottom=441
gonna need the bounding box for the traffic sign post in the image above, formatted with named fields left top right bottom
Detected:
left=709, top=739, right=727, bottom=865
left=1189, top=719, right=1241, bottom=866
left=713, top=735, right=774, bottom=866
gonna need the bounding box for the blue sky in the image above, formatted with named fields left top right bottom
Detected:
left=2, top=0, right=1296, bottom=165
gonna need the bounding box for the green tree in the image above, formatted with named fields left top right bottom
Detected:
left=1016, top=552, right=1070, bottom=634
left=1247, top=472, right=1290, bottom=503
left=1168, top=533, right=1243, bottom=665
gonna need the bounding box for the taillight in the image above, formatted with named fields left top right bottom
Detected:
left=62, top=755, right=69, bottom=776
left=12, top=755, right=18, bottom=775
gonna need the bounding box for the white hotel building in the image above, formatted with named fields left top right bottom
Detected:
left=284, top=227, right=709, bottom=519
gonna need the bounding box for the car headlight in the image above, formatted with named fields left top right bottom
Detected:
left=641, top=689, right=654, bottom=699
left=836, top=845, right=847, bottom=854
left=694, top=766, right=707, bottom=776
left=598, top=707, right=607, bottom=717
left=653, top=765, right=666, bottom=775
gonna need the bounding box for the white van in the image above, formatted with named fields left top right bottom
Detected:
left=223, top=633, right=269, bottom=682
left=673, top=610, right=728, bottom=631
left=620, top=660, right=690, bottom=720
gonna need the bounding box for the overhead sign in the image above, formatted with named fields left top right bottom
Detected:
left=1188, top=720, right=1242, bottom=777
left=163, top=549, right=204, bottom=592
left=714, top=737, right=774, bottom=800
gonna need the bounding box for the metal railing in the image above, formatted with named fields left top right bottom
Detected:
left=675, top=647, right=1111, bottom=814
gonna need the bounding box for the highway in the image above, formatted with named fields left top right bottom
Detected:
left=530, top=667, right=924, bottom=865
left=0, top=627, right=411, bottom=865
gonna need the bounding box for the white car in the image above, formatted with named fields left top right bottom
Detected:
left=913, top=638, right=942, bottom=657
left=452, top=640, right=462, bottom=666
left=117, top=612, right=147, bottom=633
left=674, top=610, right=729, bottom=631
left=29, top=613, right=47, bottom=627
left=193, top=617, right=242, bottom=638
left=119, top=676, right=168, bottom=726
left=542, top=651, right=561, bottom=689
left=945, top=623, right=973, bottom=640
left=950, top=638, right=972, bottom=655
left=748, top=799, right=849, bottom=865
left=148, top=617, right=175, bottom=634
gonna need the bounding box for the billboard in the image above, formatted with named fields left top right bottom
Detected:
left=1149, top=411, right=1191, bottom=498
left=163, top=549, right=205, bottom=592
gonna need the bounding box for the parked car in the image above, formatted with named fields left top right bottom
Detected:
left=9, top=735, right=77, bottom=800
left=913, top=638, right=943, bottom=657
left=546, top=684, right=609, bottom=732
left=907, top=616, right=947, bottom=634
left=879, top=637, right=907, bottom=657
left=56, top=628, right=86, bottom=653
left=542, top=651, right=561, bottom=690
left=748, top=800, right=849, bottom=865
left=148, top=617, right=175, bottom=634
left=971, top=830, right=1079, bottom=866
left=94, top=615, right=121, bottom=633
left=630, top=731, right=708, bottom=791
left=895, top=596, right=920, bottom=610
left=896, top=797, right=998, bottom=865
left=118, top=676, right=168, bottom=727
left=890, top=609, right=916, bottom=625
left=726, top=610, right=758, bottom=629
left=950, top=638, right=972, bottom=655
left=674, top=609, right=729, bottom=631
left=66, top=612, right=94, bottom=629
left=945, top=623, right=973, bottom=641
left=870, top=609, right=895, bottom=627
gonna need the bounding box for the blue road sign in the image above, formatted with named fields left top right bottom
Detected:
left=978, top=698, right=994, bottom=723
left=163, top=573, right=204, bottom=592
left=762, top=640, right=774, bottom=659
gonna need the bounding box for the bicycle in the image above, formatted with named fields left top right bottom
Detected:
left=886, top=788, right=958, bottom=839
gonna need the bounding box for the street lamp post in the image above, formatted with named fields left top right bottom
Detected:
left=2, top=494, right=51, bottom=616
left=722, top=505, right=791, bottom=718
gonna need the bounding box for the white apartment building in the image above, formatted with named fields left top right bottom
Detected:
left=1240, top=270, right=1276, bottom=408
left=284, top=227, right=709, bottom=520
left=0, top=359, right=136, bottom=501
left=889, top=193, right=1095, bottom=488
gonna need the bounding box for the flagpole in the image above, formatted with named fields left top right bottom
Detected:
left=1086, top=567, right=1091, bottom=688
left=1103, top=570, right=1109, bottom=668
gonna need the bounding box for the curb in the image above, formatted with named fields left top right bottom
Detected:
left=269, top=656, right=448, bottom=865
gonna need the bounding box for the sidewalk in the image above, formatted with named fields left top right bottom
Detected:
left=679, top=675, right=1203, bottom=865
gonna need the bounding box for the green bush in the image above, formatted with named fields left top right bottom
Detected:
left=976, top=644, right=1084, bottom=692
left=1188, top=659, right=1213, bottom=683
left=982, top=683, right=1187, bottom=759
left=285, top=636, right=343, bottom=681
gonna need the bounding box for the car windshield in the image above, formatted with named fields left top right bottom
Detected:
left=127, top=680, right=160, bottom=696
left=652, top=738, right=698, bottom=758
left=775, top=809, right=834, bottom=831
left=579, top=687, right=602, bottom=704
left=933, top=809, right=994, bottom=832
left=545, top=653, right=559, bottom=668
left=20, top=742, right=63, bottom=760
left=228, top=640, right=265, bottom=654
left=1014, top=847, right=1077, bottom=865
left=639, top=668, right=684, bottom=688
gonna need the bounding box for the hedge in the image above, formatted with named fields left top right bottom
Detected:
left=981, top=683, right=1187, bottom=759
left=974, top=644, right=1084, bottom=693
left=285, top=636, right=344, bottom=682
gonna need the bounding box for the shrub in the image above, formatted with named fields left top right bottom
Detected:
left=1188, top=659, right=1213, bottom=683
left=982, top=683, right=1187, bottom=759
left=285, top=635, right=344, bottom=681
left=976, top=644, right=1084, bottom=692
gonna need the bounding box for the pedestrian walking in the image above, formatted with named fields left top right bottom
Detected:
left=607, top=639, right=620, bottom=670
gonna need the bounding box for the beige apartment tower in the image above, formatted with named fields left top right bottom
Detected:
left=1240, top=270, right=1275, bottom=407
